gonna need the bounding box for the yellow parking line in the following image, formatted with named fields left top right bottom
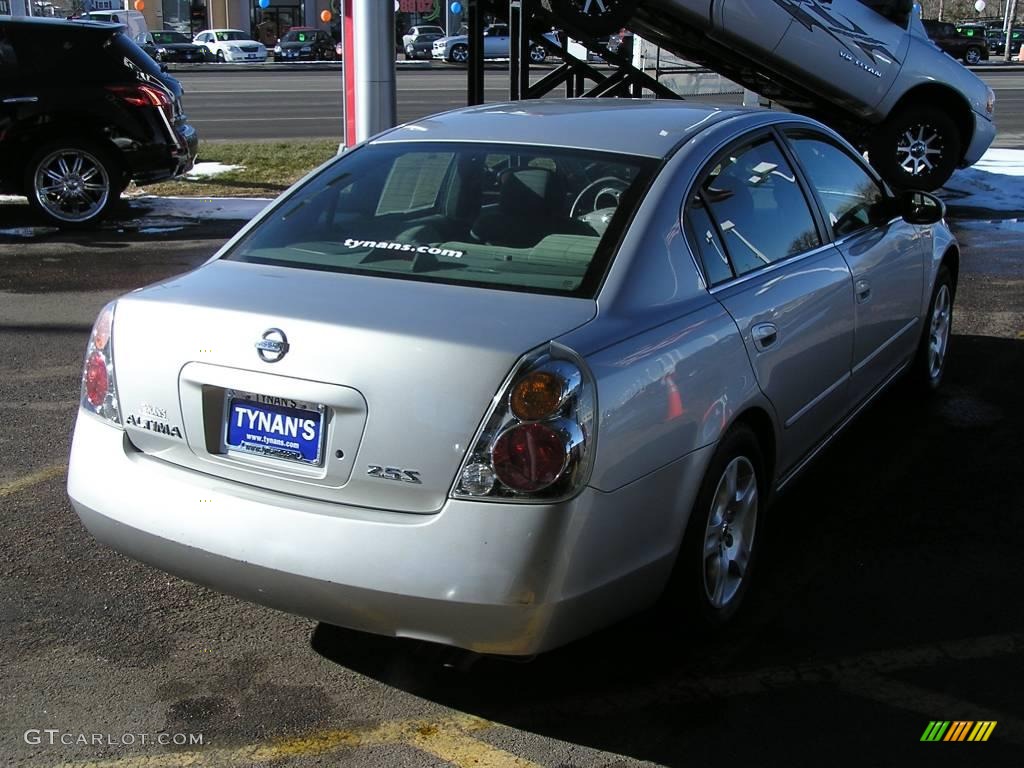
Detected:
left=50, top=714, right=542, bottom=768
left=0, top=463, right=67, bottom=498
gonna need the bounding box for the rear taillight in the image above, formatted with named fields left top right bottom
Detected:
left=106, top=83, right=174, bottom=122
left=80, top=302, right=121, bottom=426
left=453, top=348, right=595, bottom=502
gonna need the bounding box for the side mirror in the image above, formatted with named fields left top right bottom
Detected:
left=899, top=190, right=945, bottom=225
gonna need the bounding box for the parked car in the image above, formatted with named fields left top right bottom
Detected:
left=136, top=30, right=207, bottom=63
left=987, top=28, right=1023, bottom=57
left=548, top=0, right=996, bottom=191
left=194, top=28, right=267, bottom=62
left=432, top=23, right=556, bottom=63
left=273, top=27, right=336, bottom=61
left=922, top=19, right=988, bottom=65
left=68, top=99, right=957, bottom=656
left=0, top=17, right=198, bottom=227
left=402, top=24, right=444, bottom=48
left=404, top=31, right=442, bottom=60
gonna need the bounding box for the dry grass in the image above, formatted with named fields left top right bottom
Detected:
left=135, top=139, right=339, bottom=198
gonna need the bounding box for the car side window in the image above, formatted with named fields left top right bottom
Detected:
left=785, top=133, right=887, bottom=239
left=857, top=0, right=910, bottom=29
left=695, top=136, right=822, bottom=279
left=684, top=194, right=734, bottom=286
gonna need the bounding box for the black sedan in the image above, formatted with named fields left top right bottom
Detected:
left=273, top=28, right=336, bottom=61
left=137, top=30, right=207, bottom=63
left=404, top=32, right=442, bottom=60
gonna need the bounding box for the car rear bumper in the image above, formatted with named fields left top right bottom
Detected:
left=963, top=110, right=996, bottom=167
left=127, top=122, right=197, bottom=183
left=68, top=412, right=707, bottom=655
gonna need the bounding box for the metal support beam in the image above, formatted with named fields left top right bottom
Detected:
left=467, top=0, right=485, bottom=105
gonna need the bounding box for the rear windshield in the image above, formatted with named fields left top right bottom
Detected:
left=108, top=32, right=164, bottom=78
left=224, top=142, right=657, bottom=297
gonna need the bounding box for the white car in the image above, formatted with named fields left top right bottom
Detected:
left=432, top=23, right=558, bottom=63
left=194, top=28, right=267, bottom=63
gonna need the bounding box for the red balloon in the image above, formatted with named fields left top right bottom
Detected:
left=134, top=0, right=144, bottom=9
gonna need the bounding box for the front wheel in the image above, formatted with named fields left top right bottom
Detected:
left=529, top=45, right=546, bottom=64
left=663, top=425, right=765, bottom=629
left=448, top=44, right=468, bottom=63
left=870, top=106, right=960, bottom=192
left=215, top=50, right=226, bottom=63
left=964, top=46, right=982, bottom=65
left=25, top=140, right=120, bottom=228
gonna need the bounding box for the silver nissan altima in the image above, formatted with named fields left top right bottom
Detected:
left=68, top=100, right=958, bottom=656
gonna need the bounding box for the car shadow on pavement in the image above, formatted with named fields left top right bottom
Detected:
left=312, top=333, right=1024, bottom=766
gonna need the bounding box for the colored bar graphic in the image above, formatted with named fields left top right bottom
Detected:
left=922, top=721, right=997, bottom=742
left=921, top=721, right=950, bottom=741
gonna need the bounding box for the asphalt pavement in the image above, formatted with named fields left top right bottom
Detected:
left=1, top=195, right=1023, bottom=765
left=175, top=67, right=1024, bottom=145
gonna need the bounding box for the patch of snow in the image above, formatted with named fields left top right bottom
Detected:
left=185, top=162, right=244, bottom=179
left=138, top=226, right=185, bottom=234
left=128, top=196, right=272, bottom=221
left=940, top=148, right=1024, bottom=216
left=0, top=226, right=58, bottom=238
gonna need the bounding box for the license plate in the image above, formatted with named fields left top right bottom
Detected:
left=246, top=54, right=259, bottom=59
left=223, top=391, right=325, bottom=466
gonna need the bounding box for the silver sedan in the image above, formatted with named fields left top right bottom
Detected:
left=68, top=100, right=958, bottom=656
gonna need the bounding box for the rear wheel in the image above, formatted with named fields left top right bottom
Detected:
left=907, top=266, right=955, bottom=393
left=25, top=140, right=120, bottom=228
left=548, top=0, right=636, bottom=36
left=529, top=45, right=547, bottom=63
left=870, top=106, right=960, bottom=192
left=663, top=425, right=765, bottom=629
left=964, top=46, right=982, bottom=65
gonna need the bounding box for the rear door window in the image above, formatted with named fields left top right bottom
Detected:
left=690, top=136, right=822, bottom=279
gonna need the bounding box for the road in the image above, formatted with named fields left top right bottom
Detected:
left=1, top=198, right=1023, bottom=765
left=177, top=67, right=1024, bottom=145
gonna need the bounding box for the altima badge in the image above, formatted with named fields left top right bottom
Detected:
left=255, top=328, right=289, bottom=363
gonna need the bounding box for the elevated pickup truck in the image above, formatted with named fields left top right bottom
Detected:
left=550, top=0, right=996, bottom=190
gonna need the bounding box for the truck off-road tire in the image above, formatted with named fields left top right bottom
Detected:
left=870, top=106, right=961, bottom=192
left=24, top=139, right=121, bottom=228
left=548, top=0, right=637, bottom=37
left=964, top=46, right=982, bottom=65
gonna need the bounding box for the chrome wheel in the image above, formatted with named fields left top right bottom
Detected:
left=702, top=456, right=758, bottom=610
left=965, top=47, right=981, bottom=65
left=450, top=45, right=468, bottom=63
left=32, top=148, right=111, bottom=224
left=928, top=284, right=952, bottom=381
left=529, top=46, right=546, bottom=63
left=896, top=123, right=945, bottom=177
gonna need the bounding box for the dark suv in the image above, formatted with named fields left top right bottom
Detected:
left=922, top=19, right=989, bottom=65
left=0, top=17, right=198, bottom=227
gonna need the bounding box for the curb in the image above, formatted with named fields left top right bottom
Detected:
left=166, top=60, right=432, bottom=73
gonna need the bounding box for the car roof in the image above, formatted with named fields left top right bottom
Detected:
left=0, top=16, right=123, bottom=31
left=376, top=99, right=744, bottom=159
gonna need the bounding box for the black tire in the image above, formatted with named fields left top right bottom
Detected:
left=548, top=0, right=637, bottom=36
left=215, top=50, right=225, bottom=63
left=964, top=46, right=982, bottom=65
left=907, top=266, right=955, bottom=393
left=870, top=106, right=961, bottom=192
left=448, top=43, right=468, bottom=63
left=662, top=424, right=766, bottom=630
left=24, top=139, right=120, bottom=229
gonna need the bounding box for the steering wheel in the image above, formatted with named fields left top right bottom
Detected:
left=570, top=176, right=629, bottom=219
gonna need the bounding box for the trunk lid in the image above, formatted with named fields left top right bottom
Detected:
left=112, top=260, right=596, bottom=513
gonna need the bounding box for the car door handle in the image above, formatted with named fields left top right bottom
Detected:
left=752, top=323, right=779, bottom=351
left=2, top=96, right=38, bottom=104
left=856, top=279, right=872, bottom=303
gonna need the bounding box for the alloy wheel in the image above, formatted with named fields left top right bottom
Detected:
left=702, top=456, right=758, bottom=610
left=896, top=123, right=945, bottom=177
left=32, top=148, right=111, bottom=224
left=928, top=284, right=952, bottom=381
left=965, top=47, right=981, bottom=65
left=451, top=45, right=468, bottom=63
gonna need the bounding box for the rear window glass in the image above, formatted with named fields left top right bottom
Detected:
left=224, top=142, right=656, bottom=297
left=108, top=32, right=165, bottom=78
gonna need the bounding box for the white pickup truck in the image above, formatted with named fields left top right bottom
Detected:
left=551, top=0, right=996, bottom=190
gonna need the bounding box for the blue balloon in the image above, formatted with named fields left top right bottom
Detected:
left=450, top=1, right=461, bottom=13
left=258, top=0, right=269, bottom=8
